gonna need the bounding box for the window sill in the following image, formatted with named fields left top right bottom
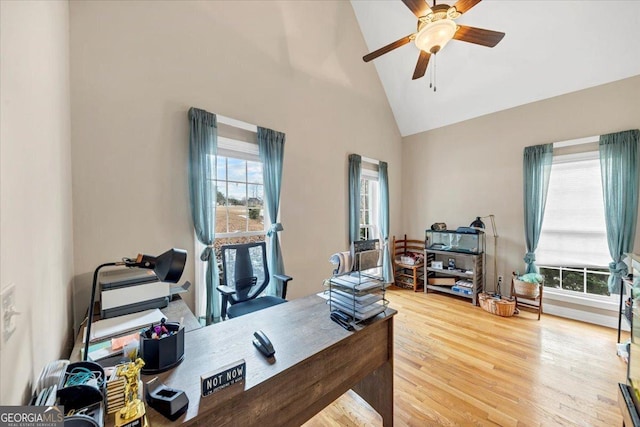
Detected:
left=543, top=288, right=619, bottom=312
left=216, top=231, right=266, bottom=238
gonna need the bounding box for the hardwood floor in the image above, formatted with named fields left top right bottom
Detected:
left=304, top=286, right=627, bottom=426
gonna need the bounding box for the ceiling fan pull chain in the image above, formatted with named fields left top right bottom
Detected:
left=429, top=54, right=433, bottom=89
left=433, top=54, right=437, bottom=92
left=429, top=66, right=433, bottom=89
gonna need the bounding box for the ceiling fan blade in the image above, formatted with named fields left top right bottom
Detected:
left=363, top=35, right=413, bottom=62
left=402, top=0, right=432, bottom=18
left=453, top=25, right=505, bottom=47
left=412, top=51, right=430, bottom=80
left=452, top=0, right=482, bottom=14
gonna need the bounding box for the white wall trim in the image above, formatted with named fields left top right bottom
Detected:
left=543, top=301, right=628, bottom=331
left=553, top=134, right=598, bottom=147
left=541, top=288, right=625, bottom=330
left=361, top=155, right=380, bottom=165
left=543, top=288, right=619, bottom=311
left=218, top=115, right=257, bottom=133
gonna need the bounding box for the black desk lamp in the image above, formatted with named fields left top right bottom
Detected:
left=83, top=248, right=187, bottom=361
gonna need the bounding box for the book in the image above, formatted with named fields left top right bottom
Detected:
left=455, top=280, right=474, bottom=288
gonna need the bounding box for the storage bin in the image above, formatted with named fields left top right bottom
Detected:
left=513, top=278, right=540, bottom=299
left=139, top=326, right=185, bottom=374
left=57, top=361, right=105, bottom=412
left=479, top=293, right=516, bottom=317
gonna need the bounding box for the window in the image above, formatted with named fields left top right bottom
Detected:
left=214, top=137, right=266, bottom=244
left=536, top=146, right=611, bottom=297
left=360, top=169, right=379, bottom=241
left=539, top=266, right=610, bottom=296
left=194, top=134, right=265, bottom=319
left=215, top=156, right=264, bottom=235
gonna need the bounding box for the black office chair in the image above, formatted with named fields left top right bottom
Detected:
left=217, top=241, right=292, bottom=319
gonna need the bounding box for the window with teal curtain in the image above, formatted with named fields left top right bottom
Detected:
left=599, top=129, right=639, bottom=294
left=257, top=127, right=286, bottom=297
left=522, top=144, right=553, bottom=273
left=348, top=154, right=362, bottom=244
left=378, top=161, right=393, bottom=283
left=536, top=148, right=612, bottom=297
left=188, top=107, right=220, bottom=325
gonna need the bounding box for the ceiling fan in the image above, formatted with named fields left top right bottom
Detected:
left=363, top=0, right=505, bottom=81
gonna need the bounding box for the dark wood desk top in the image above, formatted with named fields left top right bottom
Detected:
left=146, top=294, right=396, bottom=425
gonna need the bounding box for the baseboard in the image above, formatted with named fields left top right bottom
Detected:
left=543, top=301, right=629, bottom=330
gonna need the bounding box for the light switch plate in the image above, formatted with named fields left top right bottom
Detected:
left=1, top=283, right=17, bottom=344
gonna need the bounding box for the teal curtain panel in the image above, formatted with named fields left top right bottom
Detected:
left=188, top=107, right=220, bottom=325
left=378, top=161, right=393, bottom=283
left=258, top=126, right=286, bottom=297
left=599, top=129, right=639, bottom=294
left=522, top=143, right=553, bottom=274
left=348, top=154, right=362, bottom=244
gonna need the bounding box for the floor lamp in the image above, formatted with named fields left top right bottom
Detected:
left=470, top=215, right=499, bottom=295
left=83, top=248, right=187, bottom=361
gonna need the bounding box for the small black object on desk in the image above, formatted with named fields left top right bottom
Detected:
left=330, top=310, right=354, bottom=331
left=146, top=378, right=189, bottom=421
left=253, top=330, right=275, bottom=357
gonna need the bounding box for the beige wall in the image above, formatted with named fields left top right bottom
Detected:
left=69, top=0, right=402, bottom=323
left=0, top=0, right=74, bottom=404
left=403, top=75, right=640, bottom=306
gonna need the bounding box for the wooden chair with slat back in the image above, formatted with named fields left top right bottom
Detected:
left=392, top=235, right=425, bottom=292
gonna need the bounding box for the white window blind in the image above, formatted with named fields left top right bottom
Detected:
left=536, top=150, right=610, bottom=267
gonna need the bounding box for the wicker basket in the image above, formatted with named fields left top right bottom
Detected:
left=479, top=293, right=516, bottom=317
left=513, top=278, right=540, bottom=299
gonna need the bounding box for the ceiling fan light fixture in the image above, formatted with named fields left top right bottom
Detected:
left=414, top=19, right=457, bottom=54
left=447, top=7, right=461, bottom=19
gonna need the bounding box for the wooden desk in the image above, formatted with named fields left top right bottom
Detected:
left=146, top=294, right=396, bottom=427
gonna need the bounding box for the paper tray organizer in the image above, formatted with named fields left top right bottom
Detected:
left=326, top=247, right=388, bottom=324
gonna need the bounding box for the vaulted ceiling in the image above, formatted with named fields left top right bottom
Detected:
left=351, top=0, right=640, bottom=136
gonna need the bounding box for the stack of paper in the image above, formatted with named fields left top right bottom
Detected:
left=328, top=285, right=386, bottom=321
left=329, top=274, right=384, bottom=292
left=83, top=308, right=164, bottom=343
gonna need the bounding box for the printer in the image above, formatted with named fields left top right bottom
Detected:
left=99, top=268, right=171, bottom=319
